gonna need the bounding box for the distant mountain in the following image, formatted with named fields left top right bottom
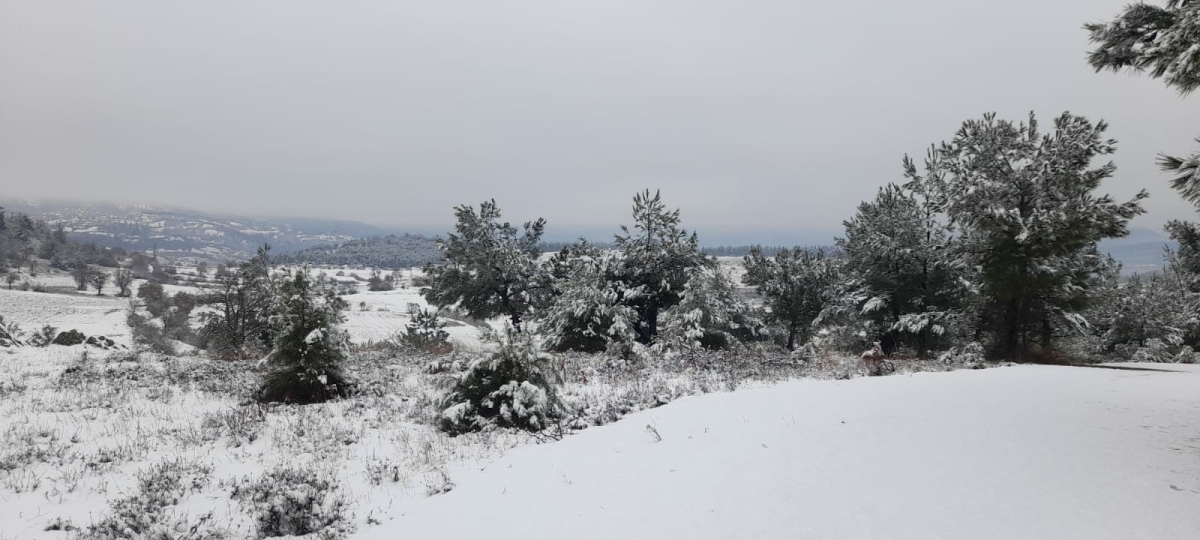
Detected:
left=1098, top=226, right=1175, bottom=275
left=1, top=201, right=394, bottom=262
left=273, top=234, right=442, bottom=269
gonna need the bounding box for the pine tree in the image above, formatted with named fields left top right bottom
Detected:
left=1086, top=2, right=1200, bottom=259
left=439, top=328, right=562, bottom=435
left=403, top=309, right=451, bottom=353
left=743, top=247, right=841, bottom=351
left=837, top=183, right=968, bottom=356
left=539, top=241, right=641, bottom=354
left=613, top=190, right=711, bottom=343
left=656, top=266, right=763, bottom=354
left=1085, top=1, right=1200, bottom=94
left=259, top=266, right=352, bottom=404
left=907, top=112, right=1147, bottom=360
left=422, top=200, right=549, bottom=331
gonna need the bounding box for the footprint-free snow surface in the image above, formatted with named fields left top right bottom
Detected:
left=367, top=364, right=1200, bottom=539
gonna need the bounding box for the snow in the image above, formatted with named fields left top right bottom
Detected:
left=362, top=364, right=1200, bottom=540
left=0, top=288, right=130, bottom=344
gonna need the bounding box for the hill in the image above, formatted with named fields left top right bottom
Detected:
left=1, top=201, right=394, bottom=262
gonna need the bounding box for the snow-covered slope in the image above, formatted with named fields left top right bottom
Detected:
left=2, top=201, right=394, bottom=262
left=364, top=364, right=1200, bottom=540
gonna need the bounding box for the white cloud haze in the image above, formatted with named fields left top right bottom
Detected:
left=1, top=0, right=1196, bottom=243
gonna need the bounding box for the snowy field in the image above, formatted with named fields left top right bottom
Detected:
left=0, top=288, right=131, bottom=345
left=365, top=363, right=1200, bottom=540
left=1, top=343, right=1196, bottom=538
left=3, top=266, right=1197, bottom=539
left=1, top=266, right=485, bottom=350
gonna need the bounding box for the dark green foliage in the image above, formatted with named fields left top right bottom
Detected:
left=439, top=329, right=562, bottom=435
left=258, top=267, right=352, bottom=404
left=201, top=246, right=275, bottom=360
left=743, top=247, right=841, bottom=351
left=422, top=200, right=549, bottom=331
left=907, top=112, right=1147, bottom=359
left=540, top=241, right=635, bottom=353
left=274, top=234, right=441, bottom=268
left=0, top=209, right=120, bottom=275
left=52, top=329, right=87, bottom=346
left=1085, top=1, right=1200, bottom=94
left=403, top=309, right=451, bottom=354
left=366, top=270, right=394, bottom=292
left=1159, top=142, right=1200, bottom=209
left=837, top=183, right=967, bottom=356
left=613, top=190, right=712, bottom=343
left=657, top=267, right=765, bottom=352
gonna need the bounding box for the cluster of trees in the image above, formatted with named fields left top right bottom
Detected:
left=0, top=207, right=125, bottom=282
left=1077, top=0, right=1200, bottom=362
left=272, top=234, right=442, bottom=269
left=422, top=115, right=1147, bottom=363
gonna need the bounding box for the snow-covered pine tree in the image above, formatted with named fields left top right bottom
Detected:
left=258, top=266, right=353, bottom=404
left=1085, top=1, right=1200, bottom=94
left=613, top=190, right=711, bottom=344
left=906, top=112, right=1147, bottom=360
left=1086, top=2, right=1200, bottom=268
left=836, top=183, right=969, bottom=356
left=439, top=327, right=563, bottom=435
left=1085, top=250, right=1200, bottom=363
left=742, top=247, right=841, bottom=351
left=656, top=266, right=763, bottom=354
left=540, top=241, right=641, bottom=354
left=422, top=200, right=549, bottom=332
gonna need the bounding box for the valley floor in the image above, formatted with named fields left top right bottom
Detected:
left=364, top=364, right=1200, bottom=540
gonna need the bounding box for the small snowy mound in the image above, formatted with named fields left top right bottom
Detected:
left=365, top=364, right=1200, bottom=540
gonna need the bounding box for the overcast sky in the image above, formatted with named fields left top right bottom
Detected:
left=1, top=1, right=1197, bottom=244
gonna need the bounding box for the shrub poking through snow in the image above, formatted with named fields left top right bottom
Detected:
left=83, top=459, right=221, bottom=540
left=258, top=266, right=353, bottom=404
left=439, top=327, right=563, bottom=435
left=231, top=467, right=353, bottom=539
left=403, top=309, right=452, bottom=354
left=0, top=315, right=23, bottom=347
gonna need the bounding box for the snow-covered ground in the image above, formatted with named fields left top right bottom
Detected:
left=0, top=288, right=131, bottom=345
left=364, top=364, right=1200, bottom=540
left=4, top=265, right=1197, bottom=539
left=1, top=265, right=487, bottom=350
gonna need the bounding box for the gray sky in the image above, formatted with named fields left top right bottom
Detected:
left=1, top=0, right=1197, bottom=243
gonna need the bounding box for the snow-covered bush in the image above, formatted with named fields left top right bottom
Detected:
left=27, top=324, right=56, bottom=347
left=0, top=315, right=22, bottom=347
left=83, top=459, right=223, bottom=540
left=937, top=342, right=987, bottom=368
left=259, top=266, right=354, bottom=404
left=439, top=328, right=564, bottom=435
left=231, top=467, right=353, bottom=540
